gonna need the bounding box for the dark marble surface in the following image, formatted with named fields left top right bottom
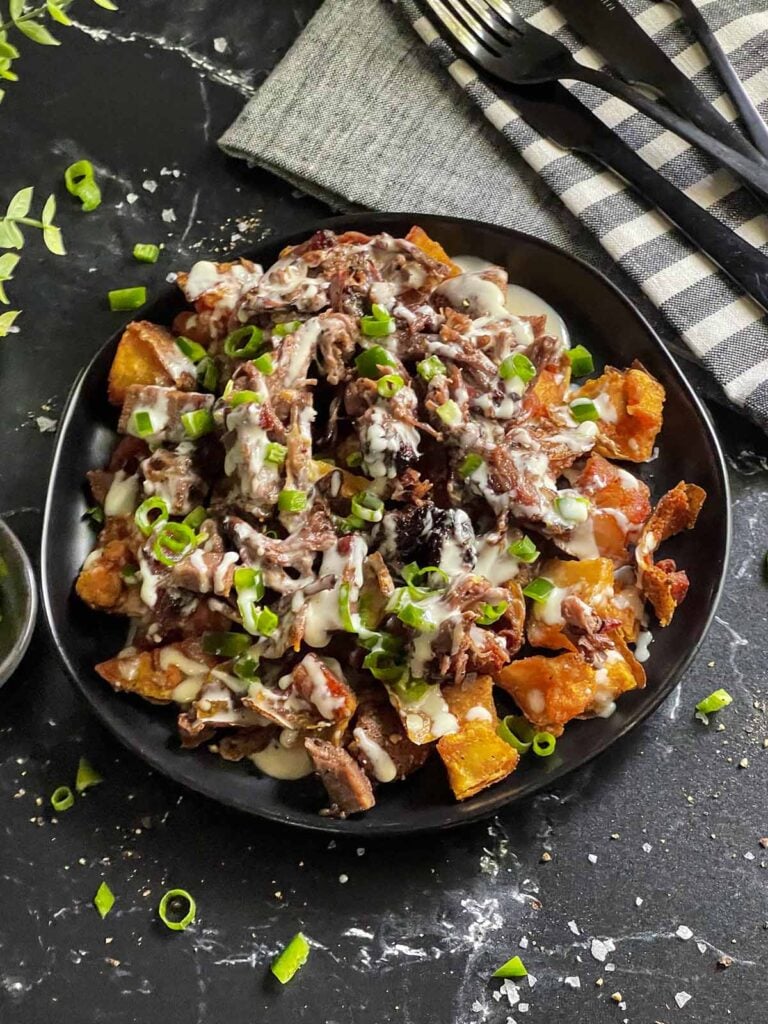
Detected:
left=1, top=3, right=767, bottom=1022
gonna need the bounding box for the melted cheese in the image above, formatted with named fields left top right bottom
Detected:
left=353, top=726, right=397, bottom=782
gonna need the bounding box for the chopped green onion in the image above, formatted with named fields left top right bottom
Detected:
left=436, top=399, right=461, bottom=427
left=133, top=243, right=160, bottom=264
left=554, top=494, right=590, bottom=523
left=567, top=345, right=594, bottom=377
left=50, top=785, right=74, bottom=812
left=253, top=353, right=275, bottom=375
left=402, top=562, right=449, bottom=591
left=130, top=410, right=155, bottom=437
left=397, top=602, right=435, bottom=632
left=152, top=522, right=198, bottom=566
left=271, top=932, right=310, bottom=984
left=181, top=408, right=214, bottom=439
left=360, top=304, right=395, bottom=337
left=234, top=566, right=265, bottom=601
left=338, top=582, right=358, bottom=633
left=508, top=535, right=539, bottom=563
left=83, top=504, right=104, bottom=528
left=134, top=497, right=169, bottom=537
left=523, top=577, right=555, bottom=603
left=499, top=352, right=536, bottom=383
left=223, top=325, right=265, bottom=358
left=569, top=398, right=600, bottom=423
left=265, top=442, right=287, bottom=466
left=233, top=654, right=260, bottom=681
left=493, top=955, right=528, bottom=979
left=476, top=601, right=508, bottom=626
left=377, top=373, right=405, bottom=398
left=363, top=646, right=407, bottom=684
left=458, top=453, right=484, bottom=479
left=256, top=606, right=278, bottom=636
left=391, top=674, right=430, bottom=702
left=183, top=507, right=207, bottom=531
left=108, top=287, right=147, bottom=311
left=158, top=889, right=196, bottom=932
left=346, top=451, right=363, bottom=468
left=497, top=715, right=534, bottom=754
left=351, top=491, right=385, bottom=524
left=176, top=336, right=206, bottom=362
left=228, top=389, right=263, bottom=408
left=417, top=355, right=446, bottom=381
left=64, top=159, right=101, bottom=212
left=93, top=881, right=115, bottom=920
left=278, top=489, right=307, bottom=513
left=532, top=731, right=557, bottom=757
left=197, top=357, right=219, bottom=393
left=695, top=689, right=733, bottom=716
left=75, top=757, right=103, bottom=794
left=201, top=631, right=251, bottom=657
left=354, top=344, right=398, bottom=379
left=273, top=320, right=301, bottom=336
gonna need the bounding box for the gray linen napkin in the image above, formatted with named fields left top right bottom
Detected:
left=220, top=0, right=768, bottom=429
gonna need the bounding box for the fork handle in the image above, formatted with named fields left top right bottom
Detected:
left=576, top=65, right=768, bottom=199
left=673, top=0, right=768, bottom=160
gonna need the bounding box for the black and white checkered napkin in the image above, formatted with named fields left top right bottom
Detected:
left=220, top=0, right=768, bottom=429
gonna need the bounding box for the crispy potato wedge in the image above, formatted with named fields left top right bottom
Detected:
left=566, top=453, right=651, bottom=565
left=495, top=653, right=596, bottom=735
left=96, top=641, right=215, bottom=704
left=405, top=225, right=462, bottom=277
left=75, top=515, right=143, bottom=615
left=575, top=364, right=664, bottom=462
left=442, top=674, right=499, bottom=726
left=527, top=557, right=615, bottom=652
left=438, top=721, right=519, bottom=800
left=636, top=481, right=706, bottom=626
left=108, top=321, right=196, bottom=405
left=530, top=359, right=572, bottom=411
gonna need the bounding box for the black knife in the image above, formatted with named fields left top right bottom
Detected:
left=553, top=0, right=764, bottom=164
left=498, top=79, right=768, bottom=314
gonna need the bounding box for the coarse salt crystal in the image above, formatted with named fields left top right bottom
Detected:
left=338, top=874, right=348, bottom=884
left=564, top=976, right=581, bottom=989
left=142, top=180, right=157, bottom=193
left=587, top=853, right=598, bottom=864
left=567, top=920, right=580, bottom=935
left=676, top=925, right=693, bottom=941
left=605, top=963, right=616, bottom=972
left=696, top=941, right=707, bottom=954
left=744, top=851, right=755, bottom=861
left=213, top=36, right=228, bottom=53
left=500, top=980, right=519, bottom=1006
left=675, top=991, right=692, bottom=1008
left=519, top=936, right=529, bottom=949
left=527, top=974, right=536, bottom=989
left=590, top=938, right=615, bottom=962
left=162, top=208, right=176, bottom=223
left=635, top=896, right=644, bottom=907
left=642, top=843, right=653, bottom=853
left=518, top=1004, right=529, bottom=1013
left=126, top=193, right=139, bottom=204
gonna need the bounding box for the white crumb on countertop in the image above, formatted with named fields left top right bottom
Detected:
left=162, top=208, right=176, bottom=223
left=567, top=920, right=580, bottom=935
left=126, top=193, right=138, bottom=204
left=166, top=272, right=178, bottom=284
left=564, top=976, right=581, bottom=989
left=527, top=974, right=536, bottom=989
left=338, top=874, right=348, bottom=884
left=642, top=842, right=653, bottom=853
left=36, top=416, right=57, bottom=433
left=587, top=853, right=598, bottom=864
left=635, top=896, right=644, bottom=907
left=696, top=941, right=707, bottom=954
left=676, top=925, right=693, bottom=940
left=590, top=938, right=615, bottom=962
left=675, top=991, right=692, bottom=1008
left=519, top=935, right=529, bottom=949
left=142, top=180, right=157, bottom=193
left=499, top=980, right=519, bottom=1006
left=213, top=36, right=228, bottom=53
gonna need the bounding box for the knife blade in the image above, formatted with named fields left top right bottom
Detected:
left=552, top=0, right=762, bottom=163
left=497, top=79, right=768, bottom=314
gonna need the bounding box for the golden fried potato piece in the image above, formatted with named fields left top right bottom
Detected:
left=438, top=721, right=519, bottom=800
left=96, top=641, right=215, bottom=703
left=405, top=225, right=462, bottom=277
left=75, top=515, right=143, bottom=615
left=575, top=364, right=665, bottom=462
left=530, top=358, right=571, bottom=410
left=108, top=320, right=196, bottom=405
left=569, top=453, right=652, bottom=565
left=527, top=557, right=615, bottom=652
left=636, top=481, right=706, bottom=626
left=442, top=674, right=499, bottom=726
left=496, top=653, right=596, bottom=736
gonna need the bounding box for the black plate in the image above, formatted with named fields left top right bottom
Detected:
left=41, top=213, right=730, bottom=835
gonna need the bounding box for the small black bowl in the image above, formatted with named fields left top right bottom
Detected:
left=41, top=212, right=730, bottom=835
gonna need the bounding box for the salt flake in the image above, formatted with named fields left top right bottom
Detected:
left=35, top=416, right=57, bottom=433
left=519, top=936, right=529, bottom=949
left=142, top=179, right=157, bottom=193
left=564, top=976, right=581, bottom=990
left=587, top=853, right=598, bottom=864
left=213, top=36, right=228, bottom=53
left=676, top=925, right=693, bottom=941
left=675, top=991, right=692, bottom=1008
left=590, top=938, right=615, bottom=963
left=126, top=193, right=139, bottom=204
left=500, top=980, right=520, bottom=1007
left=696, top=941, right=707, bottom=954
left=162, top=208, right=176, bottom=223
left=567, top=920, right=580, bottom=935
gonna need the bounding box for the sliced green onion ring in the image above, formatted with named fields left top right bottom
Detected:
left=50, top=785, right=74, bottom=812
left=135, top=497, right=169, bottom=537
left=234, top=566, right=265, bottom=602
left=223, top=325, right=265, bottom=358
left=508, top=535, right=539, bottom=563
left=354, top=344, right=398, bottom=379
left=253, top=353, right=275, bottom=375
left=201, top=631, right=251, bottom=657
left=397, top=602, right=435, bottom=632
left=351, top=491, right=385, bottom=524
left=152, top=522, right=198, bottom=567
left=499, top=352, right=536, bottom=383
left=338, top=582, right=358, bottom=633
left=496, top=715, right=534, bottom=754
left=360, top=304, right=395, bottom=338
left=176, top=336, right=207, bottom=362
left=476, top=600, right=508, bottom=626
left=402, top=562, right=449, bottom=591
left=265, top=442, right=287, bottom=466
left=271, top=932, right=310, bottom=984
left=133, top=243, right=160, bottom=264
left=417, top=355, right=446, bottom=381
left=273, top=320, right=301, bottom=337
left=377, top=373, right=405, bottom=398
left=567, top=345, right=594, bottom=377
left=228, top=389, right=263, bottom=408
left=64, top=159, right=101, bottom=212
left=158, top=888, right=196, bottom=931
left=278, top=489, right=307, bottom=513
left=181, top=409, right=214, bottom=439
left=196, top=357, right=219, bottom=393
left=569, top=397, right=600, bottom=423
left=522, top=577, right=555, bottom=604
left=695, top=689, right=733, bottom=716
left=183, top=507, right=207, bottom=532
left=130, top=410, right=155, bottom=438
left=108, top=287, right=146, bottom=311
left=532, top=731, right=557, bottom=757
left=390, top=674, right=430, bottom=702
left=458, top=453, right=484, bottom=479
left=75, top=757, right=103, bottom=794
left=233, top=654, right=260, bottom=682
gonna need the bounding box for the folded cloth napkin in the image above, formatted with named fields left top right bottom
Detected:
left=220, top=0, right=768, bottom=430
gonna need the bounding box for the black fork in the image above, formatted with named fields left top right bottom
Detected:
left=424, top=0, right=768, bottom=198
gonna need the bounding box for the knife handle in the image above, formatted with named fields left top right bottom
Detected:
left=673, top=0, right=768, bottom=160
left=578, top=125, right=768, bottom=313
